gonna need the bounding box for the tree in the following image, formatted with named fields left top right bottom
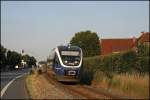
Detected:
left=0, top=44, right=7, bottom=69
left=22, top=54, right=30, bottom=63
left=0, top=44, right=37, bottom=70
left=6, top=50, right=22, bottom=69
left=28, top=56, right=36, bottom=66
left=22, top=54, right=36, bottom=67
left=70, top=30, right=100, bottom=57
left=39, top=61, right=46, bottom=65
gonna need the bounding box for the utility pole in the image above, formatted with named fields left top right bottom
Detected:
left=21, top=49, right=25, bottom=68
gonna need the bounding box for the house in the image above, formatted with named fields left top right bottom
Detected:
left=136, top=32, right=150, bottom=46
left=100, top=38, right=136, bottom=55
left=100, top=32, right=149, bottom=55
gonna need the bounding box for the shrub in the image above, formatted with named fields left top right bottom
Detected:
left=79, top=57, right=96, bottom=84
left=80, top=50, right=149, bottom=84
left=119, top=50, right=137, bottom=73
left=135, top=56, right=149, bottom=74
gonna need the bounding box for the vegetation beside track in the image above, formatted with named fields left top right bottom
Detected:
left=80, top=50, right=149, bottom=98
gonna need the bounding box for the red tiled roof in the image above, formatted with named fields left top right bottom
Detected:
left=137, top=32, right=150, bottom=43
left=100, top=38, right=136, bottom=55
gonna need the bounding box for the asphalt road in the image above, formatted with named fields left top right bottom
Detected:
left=1, top=68, right=31, bottom=99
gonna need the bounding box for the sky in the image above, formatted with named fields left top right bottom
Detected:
left=1, top=1, right=149, bottom=61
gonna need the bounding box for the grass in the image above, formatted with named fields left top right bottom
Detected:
left=92, top=72, right=149, bottom=99
left=25, top=68, right=77, bottom=99
left=26, top=74, right=33, bottom=98
left=26, top=73, right=37, bottom=99
left=25, top=68, right=43, bottom=99
left=82, top=53, right=149, bottom=98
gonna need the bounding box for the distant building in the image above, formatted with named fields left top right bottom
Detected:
left=100, top=32, right=149, bottom=55
left=136, top=32, right=150, bottom=46
left=21, top=60, right=27, bottom=68
left=100, top=38, right=136, bottom=55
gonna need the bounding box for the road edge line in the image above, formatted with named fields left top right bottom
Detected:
left=1, top=73, right=26, bottom=98
left=1, top=78, right=15, bottom=97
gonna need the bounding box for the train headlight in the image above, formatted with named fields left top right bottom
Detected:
left=64, top=60, right=68, bottom=63
left=74, top=61, right=79, bottom=64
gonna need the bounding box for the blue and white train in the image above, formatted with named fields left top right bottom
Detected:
left=50, top=45, right=83, bottom=82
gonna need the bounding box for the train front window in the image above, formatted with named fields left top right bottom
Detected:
left=60, top=51, right=81, bottom=66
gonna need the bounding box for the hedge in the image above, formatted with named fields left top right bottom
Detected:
left=80, top=50, right=149, bottom=84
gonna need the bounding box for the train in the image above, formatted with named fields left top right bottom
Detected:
left=49, top=44, right=83, bottom=82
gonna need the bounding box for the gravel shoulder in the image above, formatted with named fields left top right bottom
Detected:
left=25, top=72, right=82, bottom=99
left=26, top=69, right=132, bottom=99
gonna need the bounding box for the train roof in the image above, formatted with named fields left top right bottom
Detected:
left=57, top=45, right=81, bottom=51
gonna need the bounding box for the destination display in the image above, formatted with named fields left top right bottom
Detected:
left=61, top=51, right=79, bottom=56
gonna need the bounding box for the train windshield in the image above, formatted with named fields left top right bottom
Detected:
left=60, top=51, right=81, bottom=66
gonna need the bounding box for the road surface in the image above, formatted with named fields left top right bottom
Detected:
left=1, top=68, right=31, bottom=99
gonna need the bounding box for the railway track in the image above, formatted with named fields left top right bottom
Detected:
left=45, top=69, right=129, bottom=99
left=44, top=71, right=85, bottom=99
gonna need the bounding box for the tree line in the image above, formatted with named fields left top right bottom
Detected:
left=0, top=44, right=36, bottom=70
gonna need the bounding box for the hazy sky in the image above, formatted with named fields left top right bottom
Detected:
left=1, top=1, right=149, bottom=61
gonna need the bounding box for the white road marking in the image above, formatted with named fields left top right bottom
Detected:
left=1, top=75, right=22, bottom=79
left=1, top=78, right=16, bottom=97
left=1, top=73, right=27, bottom=97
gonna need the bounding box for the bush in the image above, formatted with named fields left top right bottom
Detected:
left=80, top=50, right=149, bottom=84
left=137, top=43, right=150, bottom=57
left=79, top=57, right=98, bottom=84
left=119, top=50, right=137, bottom=73
left=135, top=56, right=149, bottom=74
